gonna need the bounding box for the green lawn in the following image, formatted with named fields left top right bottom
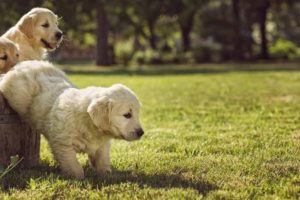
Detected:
left=1, top=64, right=300, bottom=199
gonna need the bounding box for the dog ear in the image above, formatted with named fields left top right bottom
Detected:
left=87, top=96, right=111, bottom=131
left=18, top=15, right=35, bottom=39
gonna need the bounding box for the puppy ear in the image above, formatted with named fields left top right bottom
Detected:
left=18, top=15, right=35, bottom=39
left=87, top=96, right=111, bottom=131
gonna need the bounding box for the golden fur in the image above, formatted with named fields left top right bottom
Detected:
left=2, top=7, right=62, bottom=61
left=0, top=61, right=144, bottom=179
left=0, top=37, right=19, bottom=73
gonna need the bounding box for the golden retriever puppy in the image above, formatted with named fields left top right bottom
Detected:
left=0, top=37, right=19, bottom=73
left=0, top=61, right=144, bottom=179
left=2, top=7, right=62, bottom=61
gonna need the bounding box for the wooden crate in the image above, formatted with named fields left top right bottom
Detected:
left=0, top=93, right=40, bottom=168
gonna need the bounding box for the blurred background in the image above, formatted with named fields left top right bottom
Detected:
left=0, top=0, right=300, bottom=67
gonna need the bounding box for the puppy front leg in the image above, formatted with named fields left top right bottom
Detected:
left=89, top=141, right=111, bottom=174
left=51, top=143, right=84, bottom=179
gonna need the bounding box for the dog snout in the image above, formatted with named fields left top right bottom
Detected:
left=55, top=31, right=63, bottom=40
left=136, top=128, right=144, bottom=137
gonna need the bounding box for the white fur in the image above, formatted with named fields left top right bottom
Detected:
left=2, top=7, right=62, bottom=61
left=0, top=61, right=143, bottom=179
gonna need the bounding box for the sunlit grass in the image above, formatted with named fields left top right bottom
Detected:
left=1, top=65, right=300, bottom=199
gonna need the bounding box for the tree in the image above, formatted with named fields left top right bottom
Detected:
left=118, top=0, right=162, bottom=50
left=96, top=1, right=110, bottom=66
left=232, top=0, right=243, bottom=60
left=50, top=0, right=112, bottom=66
left=137, top=0, right=161, bottom=50
left=256, top=1, right=271, bottom=59
left=243, top=0, right=295, bottom=60
left=163, top=0, right=209, bottom=52
left=178, top=0, right=207, bottom=52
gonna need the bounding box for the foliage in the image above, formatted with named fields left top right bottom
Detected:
left=114, top=40, right=134, bottom=66
left=2, top=1, right=300, bottom=63
left=131, top=49, right=163, bottom=65
left=270, top=39, right=300, bottom=60
left=0, top=156, right=23, bottom=180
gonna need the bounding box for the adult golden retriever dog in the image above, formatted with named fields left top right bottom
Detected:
left=2, top=7, right=62, bottom=61
left=0, top=61, right=144, bottom=179
left=0, top=38, right=19, bottom=73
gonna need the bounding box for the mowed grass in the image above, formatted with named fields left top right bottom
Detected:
left=1, top=65, right=300, bottom=199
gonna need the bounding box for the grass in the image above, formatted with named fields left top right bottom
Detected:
left=1, top=64, right=300, bottom=199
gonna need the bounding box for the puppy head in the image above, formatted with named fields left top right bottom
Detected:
left=0, top=38, right=19, bottom=73
left=88, top=84, right=144, bottom=141
left=17, top=7, right=63, bottom=51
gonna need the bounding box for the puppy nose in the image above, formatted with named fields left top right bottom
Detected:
left=136, top=128, right=144, bottom=137
left=55, top=31, right=63, bottom=40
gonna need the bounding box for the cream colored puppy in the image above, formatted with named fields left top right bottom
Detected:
left=0, top=38, right=19, bottom=73
left=2, top=7, right=62, bottom=61
left=0, top=61, right=144, bottom=179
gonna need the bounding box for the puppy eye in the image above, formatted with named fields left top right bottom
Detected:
left=123, top=113, right=132, bottom=119
left=42, top=23, right=49, bottom=28
left=0, top=55, right=8, bottom=61
left=16, top=53, right=19, bottom=57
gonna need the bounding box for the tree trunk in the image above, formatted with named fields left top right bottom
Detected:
left=179, top=10, right=196, bottom=52
left=0, top=93, right=39, bottom=168
left=232, top=0, right=243, bottom=60
left=258, top=2, right=270, bottom=60
left=96, top=1, right=110, bottom=66
left=181, top=28, right=190, bottom=52
left=180, top=24, right=192, bottom=52
left=148, top=20, right=157, bottom=50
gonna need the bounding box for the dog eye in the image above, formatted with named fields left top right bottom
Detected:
left=123, top=113, right=132, bottom=119
left=0, top=55, right=8, bottom=61
left=16, top=53, right=19, bottom=57
left=42, top=23, right=49, bottom=28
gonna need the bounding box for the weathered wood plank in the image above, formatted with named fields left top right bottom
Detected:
left=0, top=93, right=40, bottom=167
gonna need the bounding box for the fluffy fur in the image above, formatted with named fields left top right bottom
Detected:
left=0, top=38, right=19, bottom=73
left=2, top=7, right=62, bottom=61
left=0, top=61, right=144, bottom=179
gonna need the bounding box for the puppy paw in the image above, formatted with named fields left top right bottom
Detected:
left=97, top=166, right=112, bottom=174
left=74, top=168, right=85, bottom=179
left=62, top=166, right=84, bottom=179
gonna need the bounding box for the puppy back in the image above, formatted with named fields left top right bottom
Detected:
left=0, top=61, right=69, bottom=116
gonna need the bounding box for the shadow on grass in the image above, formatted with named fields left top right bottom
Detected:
left=62, top=63, right=300, bottom=76
left=86, top=169, right=217, bottom=195
left=0, top=163, right=60, bottom=190
left=0, top=164, right=217, bottom=196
